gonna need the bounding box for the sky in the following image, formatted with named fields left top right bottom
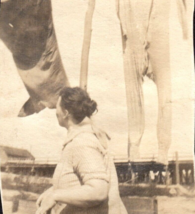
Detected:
left=0, top=0, right=194, bottom=161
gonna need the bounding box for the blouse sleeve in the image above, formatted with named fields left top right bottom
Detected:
left=72, top=141, right=109, bottom=184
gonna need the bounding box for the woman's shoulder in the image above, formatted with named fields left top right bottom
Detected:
left=71, top=132, right=99, bottom=149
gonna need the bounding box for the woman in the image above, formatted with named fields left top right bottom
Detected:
left=36, top=87, right=127, bottom=214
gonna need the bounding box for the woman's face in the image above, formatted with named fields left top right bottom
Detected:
left=56, top=96, right=68, bottom=127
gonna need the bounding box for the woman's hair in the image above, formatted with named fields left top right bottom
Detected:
left=59, top=87, right=97, bottom=122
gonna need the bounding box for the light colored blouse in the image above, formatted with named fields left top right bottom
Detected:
left=51, top=117, right=127, bottom=214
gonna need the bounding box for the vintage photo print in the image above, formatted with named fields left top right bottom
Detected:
left=0, top=0, right=194, bottom=214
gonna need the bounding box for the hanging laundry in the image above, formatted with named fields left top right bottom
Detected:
left=116, top=0, right=190, bottom=164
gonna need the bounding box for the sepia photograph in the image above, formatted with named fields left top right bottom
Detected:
left=0, top=0, right=194, bottom=214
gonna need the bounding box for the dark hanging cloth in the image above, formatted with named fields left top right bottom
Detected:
left=0, top=0, right=70, bottom=116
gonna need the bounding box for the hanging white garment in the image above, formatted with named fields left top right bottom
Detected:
left=116, top=0, right=191, bottom=164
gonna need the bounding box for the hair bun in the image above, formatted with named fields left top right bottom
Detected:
left=82, top=99, right=97, bottom=117
left=60, top=87, right=98, bottom=122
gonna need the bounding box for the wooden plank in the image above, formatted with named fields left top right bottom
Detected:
left=122, top=197, right=158, bottom=214
left=80, top=0, right=96, bottom=91
left=18, top=200, right=36, bottom=214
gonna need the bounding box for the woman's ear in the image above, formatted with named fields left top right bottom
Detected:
left=62, top=109, right=69, bottom=119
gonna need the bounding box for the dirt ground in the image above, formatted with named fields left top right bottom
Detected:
left=157, top=196, right=195, bottom=214
left=2, top=193, right=195, bottom=214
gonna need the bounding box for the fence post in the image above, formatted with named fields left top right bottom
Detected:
left=175, top=151, right=180, bottom=185
left=165, top=165, right=169, bottom=186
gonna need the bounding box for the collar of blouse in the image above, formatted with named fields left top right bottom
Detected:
left=62, top=117, right=110, bottom=153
